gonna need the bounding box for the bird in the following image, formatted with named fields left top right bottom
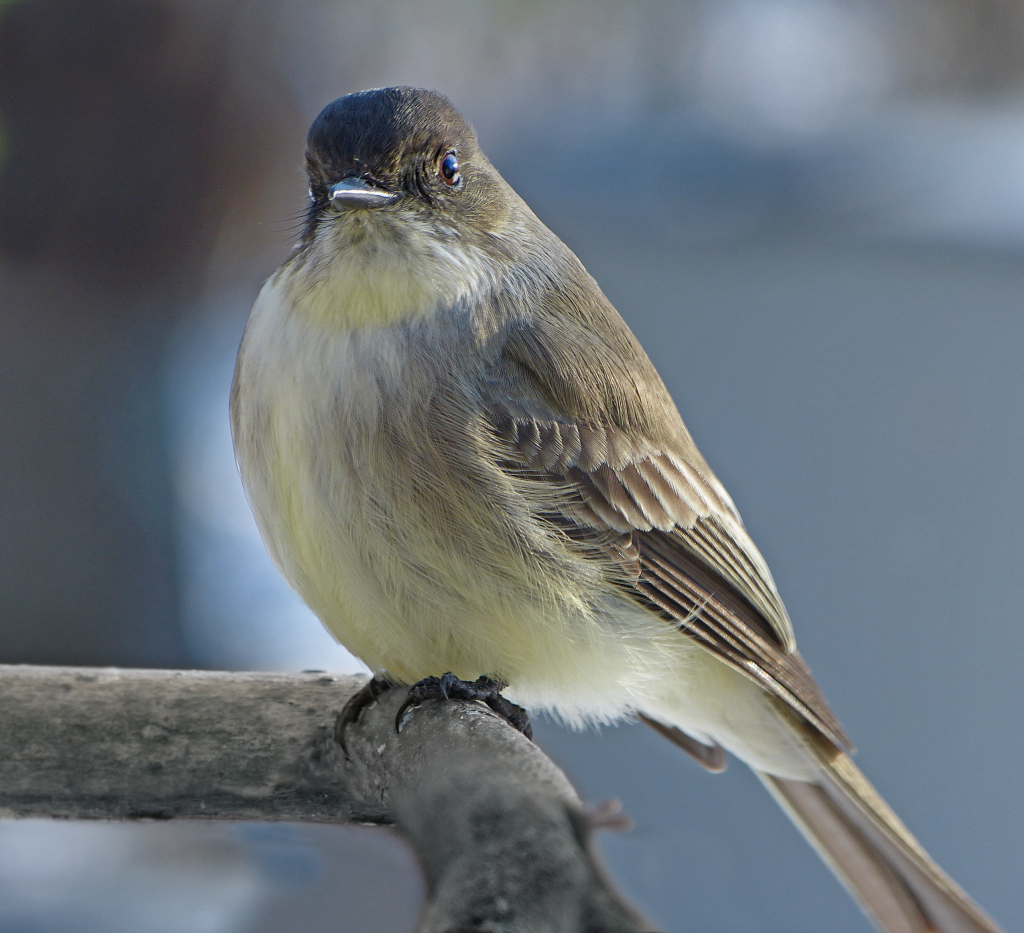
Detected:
left=231, top=86, right=1002, bottom=933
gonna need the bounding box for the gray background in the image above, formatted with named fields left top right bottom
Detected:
left=0, top=1, right=1021, bottom=931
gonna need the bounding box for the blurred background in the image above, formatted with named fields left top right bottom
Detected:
left=1, top=0, right=1022, bottom=930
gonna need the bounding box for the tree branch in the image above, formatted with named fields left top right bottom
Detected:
left=0, top=665, right=652, bottom=932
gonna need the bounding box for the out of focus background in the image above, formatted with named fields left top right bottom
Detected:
left=1, top=1, right=1022, bottom=930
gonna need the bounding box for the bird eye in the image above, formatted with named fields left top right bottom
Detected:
left=439, top=151, right=460, bottom=187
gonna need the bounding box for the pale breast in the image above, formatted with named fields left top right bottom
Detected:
left=232, top=274, right=412, bottom=665
left=231, top=272, right=720, bottom=734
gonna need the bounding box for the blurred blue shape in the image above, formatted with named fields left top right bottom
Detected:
left=0, top=822, right=263, bottom=933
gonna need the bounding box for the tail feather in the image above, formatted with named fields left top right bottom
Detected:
left=758, top=747, right=1002, bottom=933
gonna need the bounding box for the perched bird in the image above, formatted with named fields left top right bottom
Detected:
left=231, top=87, right=1002, bottom=933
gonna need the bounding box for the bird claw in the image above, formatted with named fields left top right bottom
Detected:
left=395, top=672, right=533, bottom=740
left=335, top=676, right=393, bottom=756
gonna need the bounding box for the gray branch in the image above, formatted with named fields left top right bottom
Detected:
left=0, top=665, right=652, bottom=932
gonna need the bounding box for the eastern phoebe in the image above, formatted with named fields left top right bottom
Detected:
left=232, top=87, right=1001, bottom=933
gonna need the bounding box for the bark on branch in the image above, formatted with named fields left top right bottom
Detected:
left=0, top=665, right=651, bottom=932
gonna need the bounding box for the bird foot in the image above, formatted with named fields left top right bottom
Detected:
left=396, top=672, right=533, bottom=740
left=335, top=676, right=393, bottom=755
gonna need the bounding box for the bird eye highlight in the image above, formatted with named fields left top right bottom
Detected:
left=439, top=151, right=460, bottom=186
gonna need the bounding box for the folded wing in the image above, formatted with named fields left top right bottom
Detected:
left=486, top=398, right=851, bottom=751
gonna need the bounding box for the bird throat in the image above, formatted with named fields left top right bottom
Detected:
left=284, top=214, right=485, bottom=330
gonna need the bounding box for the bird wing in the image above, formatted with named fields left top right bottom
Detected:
left=484, top=390, right=851, bottom=752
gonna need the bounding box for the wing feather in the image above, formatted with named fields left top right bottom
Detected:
left=486, top=399, right=851, bottom=751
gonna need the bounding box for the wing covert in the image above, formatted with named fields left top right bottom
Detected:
left=486, top=399, right=851, bottom=751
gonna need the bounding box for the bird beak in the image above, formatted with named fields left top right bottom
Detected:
left=328, top=177, right=397, bottom=212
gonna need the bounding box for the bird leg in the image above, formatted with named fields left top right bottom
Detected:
left=396, top=672, right=533, bottom=740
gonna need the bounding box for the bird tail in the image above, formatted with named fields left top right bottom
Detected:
left=756, top=744, right=1001, bottom=933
